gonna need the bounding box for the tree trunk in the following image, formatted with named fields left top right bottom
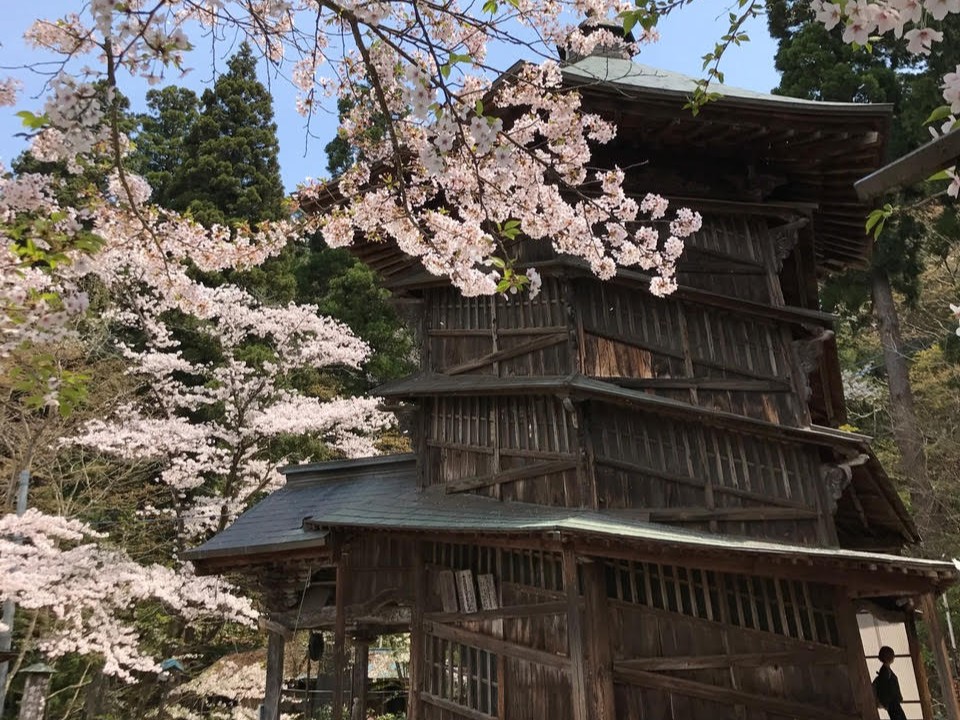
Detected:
left=871, top=267, right=939, bottom=542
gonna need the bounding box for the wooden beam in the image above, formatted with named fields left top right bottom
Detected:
left=615, top=648, right=844, bottom=671
left=593, top=455, right=814, bottom=510
left=262, top=630, right=285, bottom=720
left=350, top=636, right=369, bottom=720
left=421, top=692, right=497, bottom=720
left=332, top=550, right=349, bottom=720
left=408, top=542, right=425, bottom=720
left=424, top=600, right=567, bottom=623
left=920, top=593, right=960, bottom=720
left=422, top=620, right=570, bottom=672
left=271, top=603, right=409, bottom=631
left=613, top=664, right=860, bottom=720
left=562, top=546, right=590, bottom=720
left=443, top=333, right=567, bottom=375
left=855, top=130, right=960, bottom=201
left=582, top=561, right=616, bottom=720
left=906, top=611, right=935, bottom=720
left=444, top=459, right=578, bottom=494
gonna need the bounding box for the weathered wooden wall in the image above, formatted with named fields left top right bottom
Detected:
left=404, top=208, right=850, bottom=544
left=407, top=539, right=870, bottom=720
left=421, top=211, right=816, bottom=427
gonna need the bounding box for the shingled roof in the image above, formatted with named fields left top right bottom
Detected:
left=185, top=455, right=949, bottom=589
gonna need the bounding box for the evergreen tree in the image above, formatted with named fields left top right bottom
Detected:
left=131, top=86, right=199, bottom=207
left=165, top=42, right=286, bottom=227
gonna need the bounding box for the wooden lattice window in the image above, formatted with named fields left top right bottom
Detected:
left=425, top=634, right=498, bottom=716
left=604, top=560, right=840, bottom=645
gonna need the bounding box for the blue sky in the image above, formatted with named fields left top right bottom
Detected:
left=0, top=3, right=781, bottom=191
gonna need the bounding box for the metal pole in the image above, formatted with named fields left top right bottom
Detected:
left=0, top=470, right=31, bottom=715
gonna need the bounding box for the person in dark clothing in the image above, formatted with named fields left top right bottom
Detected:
left=874, top=646, right=908, bottom=720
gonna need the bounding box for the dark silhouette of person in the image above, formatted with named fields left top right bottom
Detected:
left=874, top=646, right=907, bottom=720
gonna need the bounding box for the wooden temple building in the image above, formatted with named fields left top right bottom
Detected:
left=186, top=47, right=960, bottom=720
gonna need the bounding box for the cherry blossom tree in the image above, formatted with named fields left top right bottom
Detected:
left=0, top=1, right=716, bottom=681
left=2, top=0, right=957, bottom=693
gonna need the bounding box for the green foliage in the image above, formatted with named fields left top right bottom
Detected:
left=163, top=42, right=286, bottom=228
left=130, top=86, right=200, bottom=207
left=296, top=240, right=416, bottom=388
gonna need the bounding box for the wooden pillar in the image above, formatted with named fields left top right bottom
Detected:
left=350, top=635, right=370, bottom=720
left=262, top=630, right=286, bottom=720
left=17, top=664, right=53, bottom=720
left=333, top=550, right=350, bottom=720
left=562, top=545, right=589, bottom=720
left=920, top=593, right=960, bottom=720
left=834, top=590, right=880, bottom=720
left=408, top=541, right=426, bottom=720
left=906, top=611, right=935, bottom=720
left=582, top=560, right=616, bottom=720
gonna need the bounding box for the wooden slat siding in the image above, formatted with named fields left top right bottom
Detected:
left=834, top=589, right=880, bottom=720
left=608, top=595, right=849, bottom=672
left=920, top=593, right=960, bottom=720
left=590, top=407, right=825, bottom=542
left=601, top=559, right=841, bottom=647
left=613, top=665, right=860, bottom=720
left=906, top=611, right=935, bottom=720
left=424, top=620, right=570, bottom=672
left=562, top=547, right=590, bottom=720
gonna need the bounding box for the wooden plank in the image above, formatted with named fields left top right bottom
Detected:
left=444, top=333, right=567, bottom=375
left=615, top=648, right=844, bottom=671
left=262, top=630, right=285, bottom=720
left=427, top=326, right=568, bottom=337
left=920, top=593, right=960, bottom=720
left=456, top=570, right=478, bottom=614
left=422, top=620, right=570, bottom=671
left=652, top=506, right=819, bottom=522
left=421, top=691, right=497, bottom=720
left=563, top=546, right=590, bottom=720
left=438, top=570, right=459, bottom=613
left=613, top=665, right=861, bottom=720
left=477, top=575, right=499, bottom=611
left=906, top=611, right=935, bottom=720
left=425, top=601, right=567, bottom=624
left=444, top=459, right=578, bottom=494
left=608, top=377, right=791, bottom=392
left=582, top=561, right=616, bottom=720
